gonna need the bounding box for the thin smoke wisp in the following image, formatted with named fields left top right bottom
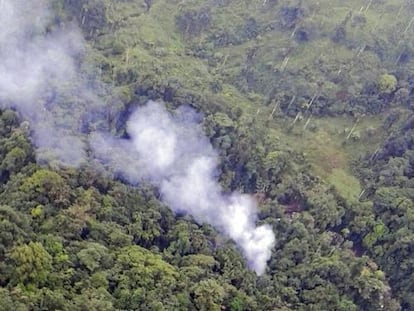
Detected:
left=0, top=0, right=93, bottom=166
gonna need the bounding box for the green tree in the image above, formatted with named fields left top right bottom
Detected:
left=20, top=169, right=72, bottom=209
left=193, top=279, right=225, bottom=311
left=77, top=242, right=112, bottom=273
left=8, top=242, right=52, bottom=287
left=112, top=245, right=181, bottom=310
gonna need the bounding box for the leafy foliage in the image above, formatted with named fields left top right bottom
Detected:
left=1, top=0, right=414, bottom=310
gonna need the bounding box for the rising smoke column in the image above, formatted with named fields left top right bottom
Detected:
left=0, top=0, right=275, bottom=274
left=92, top=102, right=276, bottom=274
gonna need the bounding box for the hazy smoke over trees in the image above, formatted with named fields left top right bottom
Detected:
left=0, top=0, right=275, bottom=274
left=0, top=0, right=91, bottom=166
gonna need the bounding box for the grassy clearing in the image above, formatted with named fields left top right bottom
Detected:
left=91, top=0, right=414, bottom=204
left=328, top=168, right=362, bottom=204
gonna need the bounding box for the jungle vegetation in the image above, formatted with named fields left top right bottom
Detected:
left=1, top=0, right=414, bottom=310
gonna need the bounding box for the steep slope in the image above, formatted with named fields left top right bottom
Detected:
left=0, top=0, right=413, bottom=310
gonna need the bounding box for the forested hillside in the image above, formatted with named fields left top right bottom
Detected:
left=0, top=0, right=414, bottom=310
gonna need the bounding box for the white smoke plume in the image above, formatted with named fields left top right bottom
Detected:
left=0, top=0, right=275, bottom=274
left=0, top=0, right=90, bottom=166
left=92, top=102, right=275, bottom=274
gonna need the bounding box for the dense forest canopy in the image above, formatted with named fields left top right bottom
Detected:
left=0, top=0, right=414, bottom=310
